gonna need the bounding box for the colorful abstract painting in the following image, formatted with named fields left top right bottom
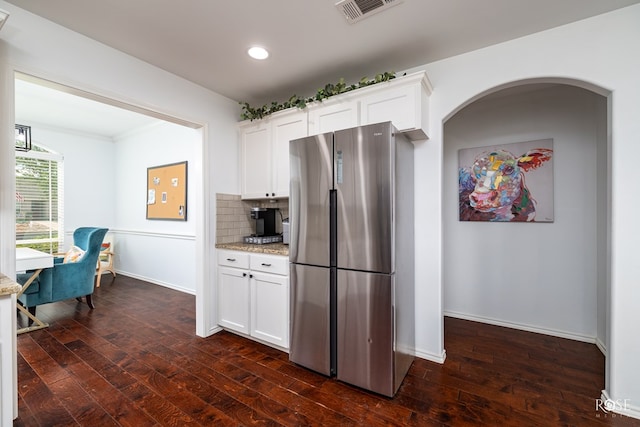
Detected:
left=458, top=139, right=554, bottom=222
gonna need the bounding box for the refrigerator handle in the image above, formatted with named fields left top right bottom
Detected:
left=330, top=189, right=337, bottom=267
left=330, top=267, right=337, bottom=376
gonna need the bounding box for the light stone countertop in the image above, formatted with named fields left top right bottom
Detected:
left=0, top=273, right=21, bottom=296
left=215, top=242, right=289, bottom=256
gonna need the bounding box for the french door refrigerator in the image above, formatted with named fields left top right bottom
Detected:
left=289, top=121, right=415, bottom=397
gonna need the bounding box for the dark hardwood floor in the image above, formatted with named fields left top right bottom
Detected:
left=13, top=275, right=639, bottom=426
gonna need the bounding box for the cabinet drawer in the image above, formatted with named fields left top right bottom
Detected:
left=217, top=250, right=249, bottom=269
left=250, top=254, right=288, bottom=275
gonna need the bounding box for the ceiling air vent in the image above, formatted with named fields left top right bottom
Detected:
left=335, top=0, right=403, bottom=24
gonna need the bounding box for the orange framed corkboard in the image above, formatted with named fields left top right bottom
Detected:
left=146, top=161, right=187, bottom=221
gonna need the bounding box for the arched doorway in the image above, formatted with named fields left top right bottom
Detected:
left=442, top=80, right=610, bottom=365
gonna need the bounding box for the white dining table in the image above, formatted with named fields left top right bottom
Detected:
left=15, top=247, right=54, bottom=334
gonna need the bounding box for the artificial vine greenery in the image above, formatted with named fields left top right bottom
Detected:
left=240, top=71, right=399, bottom=121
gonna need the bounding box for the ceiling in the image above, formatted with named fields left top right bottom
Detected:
left=7, top=0, right=640, bottom=137
left=15, top=77, right=161, bottom=139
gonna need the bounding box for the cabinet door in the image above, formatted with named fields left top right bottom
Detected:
left=271, top=112, right=308, bottom=198
left=218, top=266, right=250, bottom=334
left=251, top=271, right=289, bottom=348
left=360, top=85, right=418, bottom=132
left=240, top=123, right=272, bottom=199
left=308, top=100, right=359, bottom=135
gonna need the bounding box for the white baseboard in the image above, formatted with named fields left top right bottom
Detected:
left=110, top=229, right=196, bottom=240
left=114, top=270, right=195, bottom=295
left=218, top=327, right=289, bottom=354
left=208, top=325, right=223, bottom=336
left=600, top=389, right=640, bottom=421
left=444, top=310, right=597, bottom=344
left=595, top=337, right=607, bottom=356
left=414, top=347, right=446, bottom=364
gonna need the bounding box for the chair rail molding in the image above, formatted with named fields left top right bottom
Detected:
left=67, top=229, right=196, bottom=241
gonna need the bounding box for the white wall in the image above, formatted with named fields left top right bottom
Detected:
left=114, top=121, right=199, bottom=293
left=25, top=126, right=115, bottom=234
left=443, top=84, right=605, bottom=342
left=595, top=96, right=608, bottom=352
left=2, top=0, right=640, bottom=420
left=0, top=1, right=240, bottom=342
left=407, top=4, right=640, bottom=417
left=15, top=121, right=198, bottom=294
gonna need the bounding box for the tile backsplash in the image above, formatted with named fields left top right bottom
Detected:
left=216, top=193, right=289, bottom=244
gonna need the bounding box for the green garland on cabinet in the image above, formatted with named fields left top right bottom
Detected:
left=239, top=71, right=400, bottom=121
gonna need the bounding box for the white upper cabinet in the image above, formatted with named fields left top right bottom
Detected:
left=240, top=110, right=307, bottom=200
left=240, top=122, right=272, bottom=199
left=307, top=99, right=359, bottom=135
left=360, top=72, right=432, bottom=140
left=238, top=71, right=432, bottom=200
left=271, top=112, right=308, bottom=198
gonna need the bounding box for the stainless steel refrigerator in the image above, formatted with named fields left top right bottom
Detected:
left=289, top=121, right=415, bottom=397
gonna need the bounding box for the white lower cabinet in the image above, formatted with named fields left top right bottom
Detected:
left=217, top=250, right=289, bottom=349
left=251, top=271, right=289, bottom=348
left=217, top=265, right=250, bottom=334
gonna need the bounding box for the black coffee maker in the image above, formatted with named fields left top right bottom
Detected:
left=250, top=207, right=277, bottom=236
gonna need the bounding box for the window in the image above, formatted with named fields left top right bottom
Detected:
left=15, top=145, right=64, bottom=253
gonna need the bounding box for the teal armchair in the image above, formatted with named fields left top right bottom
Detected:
left=17, top=227, right=108, bottom=322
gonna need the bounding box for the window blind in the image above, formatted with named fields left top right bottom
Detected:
left=15, top=146, right=64, bottom=253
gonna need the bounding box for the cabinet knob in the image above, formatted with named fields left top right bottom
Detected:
left=243, top=272, right=247, bottom=277
left=265, top=193, right=269, bottom=197
left=271, top=193, right=275, bottom=197
left=250, top=274, right=254, bottom=279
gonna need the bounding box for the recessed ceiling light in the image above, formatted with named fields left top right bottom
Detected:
left=248, top=46, right=269, bottom=60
